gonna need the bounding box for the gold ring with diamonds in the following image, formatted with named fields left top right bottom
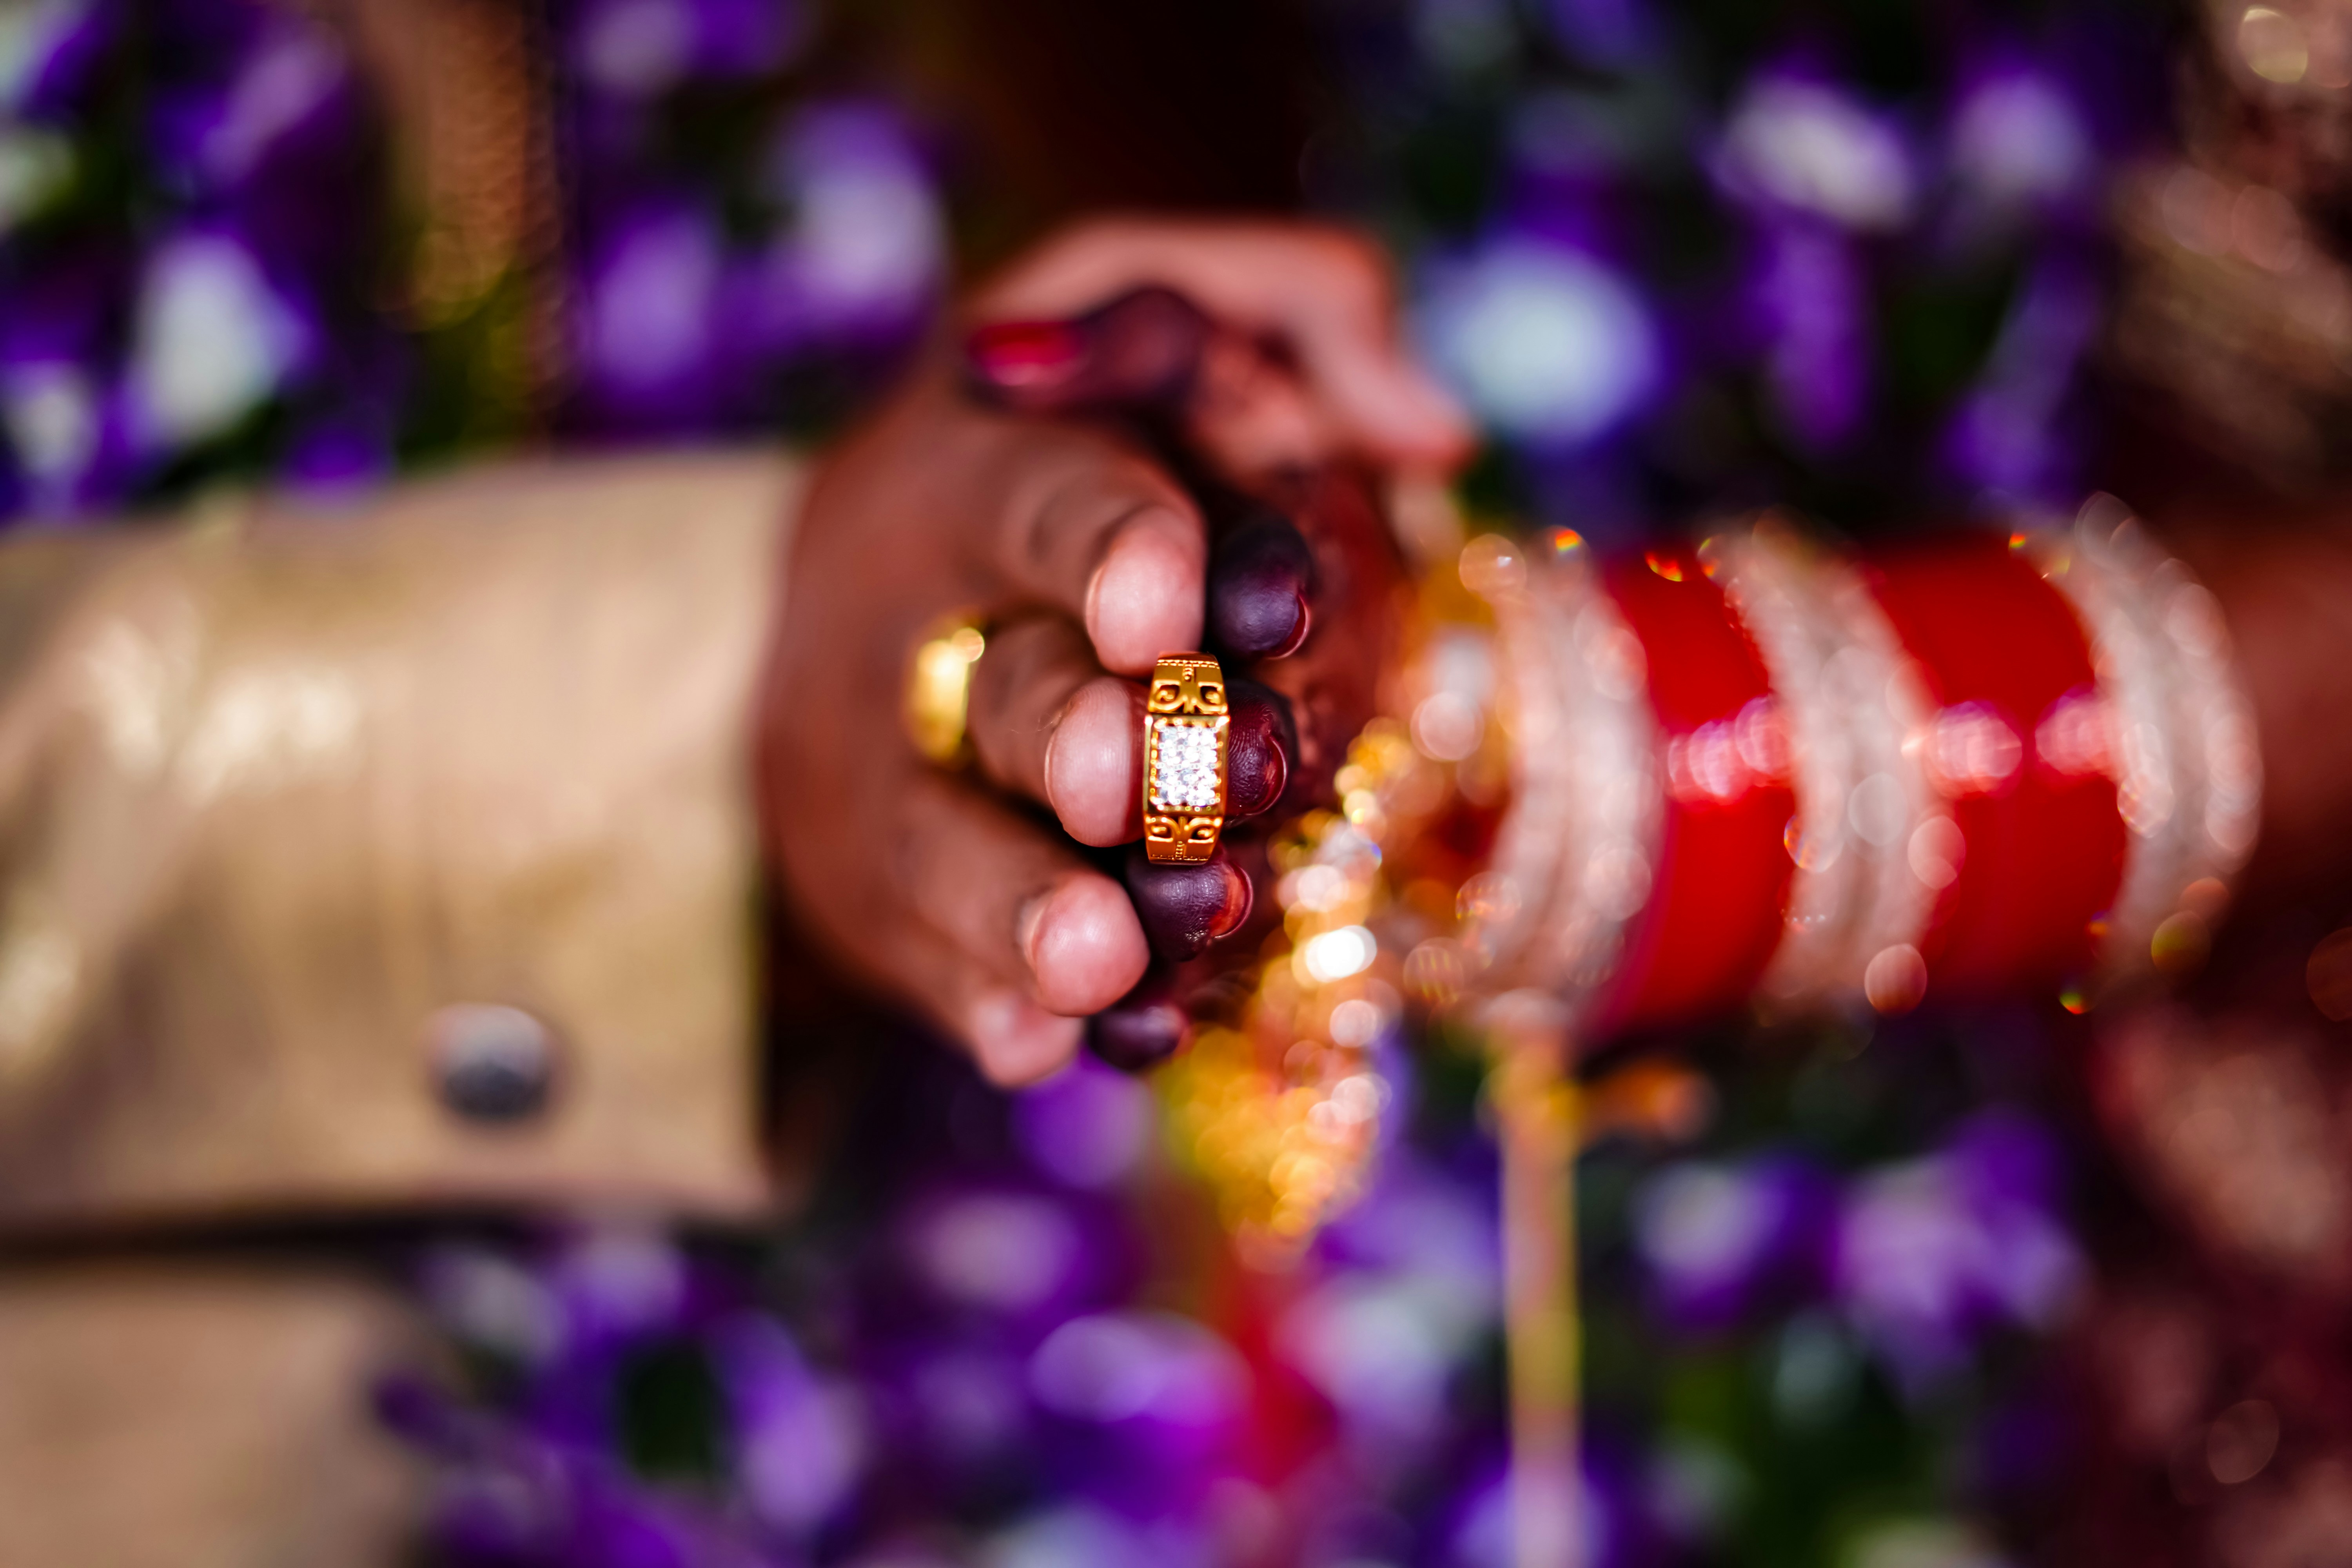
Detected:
left=1144, top=653, right=1229, bottom=864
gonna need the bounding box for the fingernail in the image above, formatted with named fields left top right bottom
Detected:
left=968, top=989, right=1084, bottom=1086
left=1124, top=849, right=1254, bottom=964
left=965, top=319, right=1089, bottom=399
left=1209, top=513, right=1315, bottom=659
left=1226, top=679, right=1294, bottom=818
left=965, top=288, right=1212, bottom=415
left=1016, top=886, right=1053, bottom=975
left=1086, top=507, right=1201, bottom=674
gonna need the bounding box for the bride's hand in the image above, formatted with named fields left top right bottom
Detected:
left=764, top=221, right=1467, bottom=1087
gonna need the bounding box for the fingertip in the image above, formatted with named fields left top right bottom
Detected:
left=1390, top=372, right=1477, bottom=466
left=1213, top=581, right=1310, bottom=661
left=1225, top=679, right=1294, bottom=818
left=1209, top=514, right=1315, bottom=660
left=1086, top=508, right=1204, bottom=675
left=1087, top=977, right=1191, bottom=1073
left=1319, top=343, right=1477, bottom=470
left=1123, top=849, right=1255, bottom=964
left=1044, top=677, right=1143, bottom=846
left=1022, top=872, right=1152, bottom=1016
left=967, top=990, right=1086, bottom=1087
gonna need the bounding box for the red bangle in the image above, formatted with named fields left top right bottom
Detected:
left=1864, top=537, right=2127, bottom=993
left=1600, top=548, right=1799, bottom=1031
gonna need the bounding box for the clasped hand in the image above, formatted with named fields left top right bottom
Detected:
left=765, top=220, right=1469, bottom=1085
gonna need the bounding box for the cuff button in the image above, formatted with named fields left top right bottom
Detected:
left=430, top=1004, right=559, bottom=1125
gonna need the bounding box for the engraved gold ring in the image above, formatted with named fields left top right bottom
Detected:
left=1143, top=653, right=1229, bottom=864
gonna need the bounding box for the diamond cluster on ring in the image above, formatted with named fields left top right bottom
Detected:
left=1152, top=720, right=1221, bottom=811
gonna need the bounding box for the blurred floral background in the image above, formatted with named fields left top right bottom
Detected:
left=8, top=0, right=2352, bottom=1564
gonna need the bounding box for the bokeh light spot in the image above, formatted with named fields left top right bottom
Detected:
left=2240, top=6, right=2310, bottom=83
left=1864, top=944, right=1928, bottom=1014
left=2307, top=927, right=2352, bottom=1020
left=2206, top=1399, right=2280, bottom=1484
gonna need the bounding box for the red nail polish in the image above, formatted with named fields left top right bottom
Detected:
left=1207, top=858, right=1254, bottom=941
left=966, top=319, right=1087, bottom=393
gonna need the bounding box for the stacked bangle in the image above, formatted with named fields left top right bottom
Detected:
left=2025, top=505, right=2262, bottom=994
left=1598, top=544, right=1797, bottom=1031
left=1703, top=523, right=1941, bottom=1016
left=1466, top=499, right=2261, bottom=1027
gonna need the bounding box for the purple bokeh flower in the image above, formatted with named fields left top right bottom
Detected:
left=1027, top=1309, right=1249, bottom=1431
left=1716, top=75, right=1919, bottom=234
left=978, top=1503, right=1197, bottom=1568
left=1945, top=62, right=2098, bottom=221
left=0, top=359, right=127, bottom=518
left=1444, top=1449, right=1648, bottom=1568
left=902, top=1187, right=1098, bottom=1323
left=123, top=228, right=313, bottom=452
left=741, top=101, right=945, bottom=350
left=1940, top=254, right=2102, bottom=502
left=0, top=244, right=130, bottom=515
left=1632, top=1153, right=1829, bottom=1332
left=1417, top=236, right=1661, bottom=450
left=382, top=1363, right=789, bottom=1568
left=1706, top=71, right=1928, bottom=452
left=0, top=0, right=111, bottom=124
left=1024, top=1307, right=1252, bottom=1519
left=1747, top=222, right=1871, bottom=449
left=548, top=1223, right=697, bottom=1348
left=1540, top=0, right=1653, bottom=67
left=1290, top=1154, right=1499, bottom=1446
left=890, top=1342, right=1031, bottom=1468
left=0, top=0, right=929, bottom=513
left=151, top=18, right=348, bottom=196
left=716, top=1313, right=869, bottom=1536
left=576, top=202, right=728, bottom=426
left=568, top=99, right=941, bottom=435
left=422, top=1243, right=570, bottom=1367
left=1276, top=1269, right=1486, bottom=1446
left=1012, top=1056, right=1156, bottom=1190
left=1832, top=1111, right=2084, bottom=1386
left=278, top=410, right=394, bottom=494
left=568, top=0, right=807, bottom=102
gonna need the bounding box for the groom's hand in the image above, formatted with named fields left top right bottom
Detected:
left=763, top=221, right=1468, bottom=1086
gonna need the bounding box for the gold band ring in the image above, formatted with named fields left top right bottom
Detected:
left=904, top=615, right=988, bottom=764
left=1144, top=652, right=1229, bottom=864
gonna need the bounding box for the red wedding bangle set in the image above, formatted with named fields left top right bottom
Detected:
left=1466, top=501, right=2261, bottom=1033
left=1165, top=498, right=2263, bottom=1247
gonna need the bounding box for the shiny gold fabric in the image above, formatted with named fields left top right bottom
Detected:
left=0, top=450, right=800, bottom=1231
